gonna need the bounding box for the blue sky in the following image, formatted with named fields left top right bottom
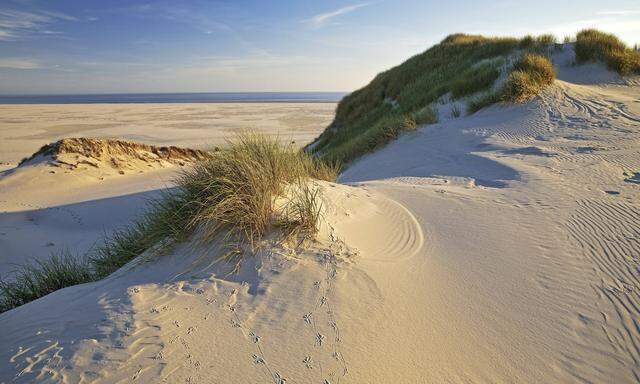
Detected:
left=0, top=0, right=639, bottom=94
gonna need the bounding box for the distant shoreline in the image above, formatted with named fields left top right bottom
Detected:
left=0, top=92, right=346, bottom=105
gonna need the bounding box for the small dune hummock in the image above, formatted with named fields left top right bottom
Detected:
left=18, top=137, right=213, bottom=174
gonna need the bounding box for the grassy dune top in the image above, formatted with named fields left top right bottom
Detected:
left=575, top=29, right=640, bottom=75
left=311, top=29, right=633, bottom=166
left=310, top=33, right=557, bottom=165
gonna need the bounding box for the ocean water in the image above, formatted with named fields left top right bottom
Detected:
left=0, top=92, right=346, bottom=104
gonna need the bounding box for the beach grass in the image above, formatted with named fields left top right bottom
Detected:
left=277, top=182, right=324, bottom=241
left=0, top=134, right=336, bottom=313
left=177, top=133, right=334, bottom=248
left=0, top=251, right=93, bottom=312
left=466, top=89, right=503, bottom=114
left=503, top=53, right=556, bottom=102
left=451, top=104, right=462, bottom=118
left=575, top=29, right=640, bottom=75
left=450, top=61, right=502, bottom=99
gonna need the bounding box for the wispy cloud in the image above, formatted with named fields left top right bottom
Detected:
left=124, top=3, right=232, bottom=34
left=0, top=8, right=76, bottom=40
left=0, top=58, right=41, bottom=69
left=597, top=10, right=640, bottom=16
left=305, top=3, right=370, bottom=28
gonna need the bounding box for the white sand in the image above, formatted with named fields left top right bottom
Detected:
left=1, top=47, right=639, bottom=383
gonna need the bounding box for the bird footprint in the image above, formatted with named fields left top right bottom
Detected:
left=303, top=355, right=313, bottom=369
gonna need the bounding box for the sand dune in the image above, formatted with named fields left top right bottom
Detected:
left=1, top=47, right=639, bottom=383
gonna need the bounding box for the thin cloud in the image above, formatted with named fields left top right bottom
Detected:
left=124, top=3, right=232, bottom=33
left=305, top=3, right=370, bottom=28
left=597, top=10, right=640, bottom=16
left=0, top=58, right=41, bottom=69
left=0, top=8, right=76, bottom=40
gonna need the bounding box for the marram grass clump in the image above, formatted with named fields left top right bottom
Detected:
left=503, top=53, right=556, bottom=102
left=575, top=29, right=640, bottom=75
left=177, top=133, right=336, bottom=247
left=0, top=134, right=337, bottom=313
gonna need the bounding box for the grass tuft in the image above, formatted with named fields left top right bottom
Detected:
left=451, top=104, right=461, bottom=118
left=277, top=182, right=324, bottom=241
left=503, top=53, right=555, bottom=102
left=177, top=133, right=326, bottom=247
left=467, top=90, right=502, bottom=114
left=575, top=29, right=640, bottom=75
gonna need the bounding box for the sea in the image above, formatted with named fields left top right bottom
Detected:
left=0, top=92, right=346, bottom=104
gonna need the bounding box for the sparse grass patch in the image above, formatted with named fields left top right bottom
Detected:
left=411, top=106, right=438, bottom=126
left=323, top=112, right=427, bottom=164
left=450, top=62, right=501, bottom=99
left=467, top=89, right=502, bottom=114
left=1, top=134, right=337, bottom=313
left=451, top=104, right=461, bottom=118
left=536, top=34, right=557, bottom=45
left=575, top=29, right=640, bottom=75
left=91, top=190, right=191, bottom=278
left=0, top=251, right=93, bottom=312
left=519, top=34, right=556, bottom=51
left=277, top=182, right=324, bottom=241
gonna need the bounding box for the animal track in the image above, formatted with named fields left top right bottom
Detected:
left=274, top=372, right=287, bottom=383
left=299, top=250, right=349, bottom=383
left=303, top=355, right=313, bottom=369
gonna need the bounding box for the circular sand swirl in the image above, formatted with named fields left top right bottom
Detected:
left=327, top=188, right=425, bottom=264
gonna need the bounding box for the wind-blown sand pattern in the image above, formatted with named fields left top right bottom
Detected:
left=1, top=46, right=639, bottom=383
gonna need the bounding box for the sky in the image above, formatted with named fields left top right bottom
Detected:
left=0, top=0, right=639, bottom=94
